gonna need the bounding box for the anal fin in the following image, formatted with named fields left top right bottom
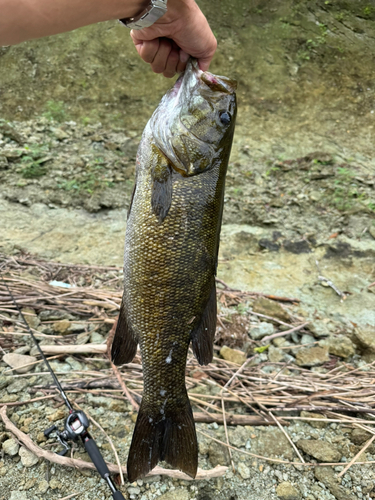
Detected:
left=111, top=300, right=138, bottom=365
left=191, top=285, right=217, bottom=365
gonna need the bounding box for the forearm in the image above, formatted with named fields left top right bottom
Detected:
left=0, top=0, right=149, bottom=46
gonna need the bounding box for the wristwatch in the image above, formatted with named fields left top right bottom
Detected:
left=119, top=0, right=168, bottom=30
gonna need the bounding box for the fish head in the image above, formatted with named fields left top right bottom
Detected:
left=150, top=59, right=237, bottom=177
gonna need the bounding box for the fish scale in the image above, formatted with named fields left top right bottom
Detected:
left=111, top=59, right=237, bottom=482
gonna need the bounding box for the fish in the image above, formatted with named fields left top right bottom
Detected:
left=111, top=59, right=237, bottom=482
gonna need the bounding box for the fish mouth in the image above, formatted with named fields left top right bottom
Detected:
left=149, top=59, right=236, bottom=175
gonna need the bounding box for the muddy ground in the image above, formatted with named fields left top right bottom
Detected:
left=1, top=0, right=375, bottom=499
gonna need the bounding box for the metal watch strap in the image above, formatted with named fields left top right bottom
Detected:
left=119, top=0, right=168, bottom=30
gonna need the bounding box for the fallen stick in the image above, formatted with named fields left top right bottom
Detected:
left=0, top=406, right=227, bottom=481
left=41, top=344, right=107, bottom=355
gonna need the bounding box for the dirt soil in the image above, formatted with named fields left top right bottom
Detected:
left=1, top=1, right=375, bottom=499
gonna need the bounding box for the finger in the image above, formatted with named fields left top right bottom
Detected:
left=137, top=38, right=160, bottom=64
left=197, top=36, right=217, bottom=72
left=151, top=38, right=173, bottom=74
left=162, top=49, right=180, bottom=78
left=176, top=50, right=189, bottom=74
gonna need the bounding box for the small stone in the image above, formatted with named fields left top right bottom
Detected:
left=10, top=492, right=28, bottom=500
left=252, top=297, right=291, bottom=323
left=47, top=408, right=66, bottom=422
left=0, top=155, right=8, bottom=170
left=268, top=346, right=285, bottom=363
left=2, top=353, right=37, bottom=374
left=36, top=432, right=47, bottom=443
left=300, top=334, right=315, bottom=345
left=52, top=127, right=69, bottom=140
left=208, top=441, right=231, bottom=466
left=251, top=429, right=294, bottom=461
left=20, top=308, right=40, bottom=329
left=2, top=438, right=20, bottom=456
left=314, top=467, right=355, bottom=500
left=39, top=310, right=75, bottom=321
left=65, top=356, right=83, bottom=371
left=307, top=320, right=331, bottom=338
left=220, top=346, right=246, bottom=365
left=369, top=225, right=375, bottom=240
left=49, top=478, right=62, bottom=490
left=19, top=446, right=39, bottom=467
left=324, top=335, right=355, bottom=358
left=354, top=326, right=375, bottom=353
left=90, top=331, right=105, bottom=344
left=86, top=393, right=127, bottom=412
left=249, top=322, right=274, bottom=340
left=276, top=481, right=300, bottom=500
left=296, top=346, right=329, bottom=367
left=38, top=479, right=49, bottom=494
left=351, top=428, right=372, bottom=446
left=228, top=426, right=249, bottom=448
left=0, top=376, right=10, bottom=390
left=7, top=379, right=29, bottom=394
left=68, top=322, right=87, bottom=333
left=76, top=332, right=90, bottom=345
left=127, top=487, right=141, bottom=495
left=297, top=439, right=341, bottom=462
left=157, top=489, right=189, bottom=500
left=237, top=462, right=250, bottom=479
left=14, top=346, right=31, bottom=355
left=53, top=319, right=71, bottom=334
left=300, top=411, right=327, bottom=429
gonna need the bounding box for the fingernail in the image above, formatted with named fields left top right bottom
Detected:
left=179, top=50, right=189, bottom=63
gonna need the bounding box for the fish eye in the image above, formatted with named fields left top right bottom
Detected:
left=219, top=111, right=231, bottom=125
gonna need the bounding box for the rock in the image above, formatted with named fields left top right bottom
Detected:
left=65, top=356, right=83, bottom=371
left=249, top=322, right=274, bottom=340
left=91, top=332, right=105, bottom=344
left=351, top=428, right=372, bottom=446
left=300, top=411, right=327, bottom=429
left=300, top=334, right=315, bottom=345
left=323, top=335, right=355, bottom=358
left=38, top=479, right=49, bottom=494
left=307, top=320, right=331, bottom=338
left=369, top=225, right=375, bottom=240
left=237, top=462, right=251, bottom=479
left=20, top=308, right=40, bottom=329
left=353, top=326, right=375, bottom=352
left=2, top=438, right=20, bottom=456
left=296, top=346, right=329, bottom=367
left=10, top=492, right=28, bottom=500
left=297, top=439, right=341, bottom=462
left=67, top=322, right=87, bottom=333
left=52, top=127, right=69, bottom=140
left=7, top=378, right=29, bottom=394
left=39, top=310, right=75, bottom=321
left=127, top=486, right=141, bottom=496
left=157, top=489, right=189, bottom=500
left=49, top=478, right=62, bottom=490
left=76, top=332, right=90, bottom=345
left=0, top=155, right=9, bottom=170
left=47, top=409, right=66, bottom=422
left=220, top=346, right=246, bottom=365
left=14, top=346, right=31, bottom=355
left=208, top=441, right=231, bottom=467
left=228, top=426, right=249, bottom=448
left=252, top=429, right=294, bottom=461
left=53, top=319, right=71, bottom=334
left=19, top=446, right=39, bottom=467
left=268, top=346, right=285, bottom=363
left=2, top=353, right=37, bottom=373
left=86, top=393, right=128, bottom=412
left=0, top=376, right=10, bottom=390
left=252, top=297, right=291, bottom=323
left=276, top=481, right=300, bottom=500
left=314, top=467, right=356, bottom=500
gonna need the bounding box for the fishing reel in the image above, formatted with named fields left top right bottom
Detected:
left=44, top=410, right=90, bottom=456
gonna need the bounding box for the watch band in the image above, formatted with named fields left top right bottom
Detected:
left=119, top=0, right=168, bottom=30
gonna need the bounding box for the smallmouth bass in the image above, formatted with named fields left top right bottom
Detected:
left=112, top=59, right=237, bottom=482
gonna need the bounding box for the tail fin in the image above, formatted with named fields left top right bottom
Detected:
left=127, top=398, right=198, bottom=482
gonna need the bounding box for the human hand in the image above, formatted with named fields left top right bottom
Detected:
left=130, top=0, right=217, bottom=78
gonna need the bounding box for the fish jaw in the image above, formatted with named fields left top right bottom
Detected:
left=149, top=59, right=237, bottom=177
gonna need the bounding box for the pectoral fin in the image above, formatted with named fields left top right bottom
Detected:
left=190, top=285, right=217, bottom=365
left=111, top=300, right=138, bottom=365
left=151, top=148, right=172, bottom=223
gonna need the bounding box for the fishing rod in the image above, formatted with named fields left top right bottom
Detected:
left=3, top=279, right=125, bottom=500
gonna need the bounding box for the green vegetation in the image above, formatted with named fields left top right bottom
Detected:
left=21, top=144, right=50, bottom=179
left=43, top=101, right=67, bottom=122
left=57, top=158, right=114, bottom=194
